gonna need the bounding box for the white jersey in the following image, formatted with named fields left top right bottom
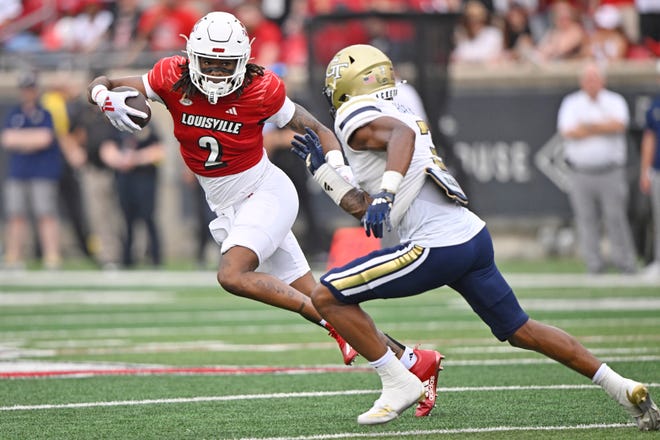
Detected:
left=334, top=95, right=485, bottom=248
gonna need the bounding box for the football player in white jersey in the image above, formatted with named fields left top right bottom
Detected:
left=292, top=44, right=659, bottom=429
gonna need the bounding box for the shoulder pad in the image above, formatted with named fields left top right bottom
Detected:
left=337, top=95, right=380, bottom=119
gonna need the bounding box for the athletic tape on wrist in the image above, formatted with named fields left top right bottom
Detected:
left=325, top=149, right=345, bottom=168
left=313, top=163, right=354, bottom=205
left=91, top=84, right=108, bottom=106
left=380, top=170, right=404, bottom=194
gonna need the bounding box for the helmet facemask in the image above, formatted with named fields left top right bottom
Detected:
left=186, top=12, right=252, bottom=104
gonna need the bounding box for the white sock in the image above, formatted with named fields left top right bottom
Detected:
left=399, top=347, right=417, bottom=370
left=592, top=363, right=642, bottom=416
left=319, top=319, right=328, bottom=328
left=370, top=347, right=396, bottom=369
left=371, top=348, right=417, bottom=391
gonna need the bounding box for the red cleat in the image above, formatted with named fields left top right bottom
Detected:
left=409, top=349, right=444, bottom=416
left=327, top=326, right=358, bottom=365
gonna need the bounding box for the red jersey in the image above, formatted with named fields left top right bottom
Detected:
left=147, top=55, right=287, bottom=177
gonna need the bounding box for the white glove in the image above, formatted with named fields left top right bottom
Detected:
left=91, top=85, right=146, bottom=133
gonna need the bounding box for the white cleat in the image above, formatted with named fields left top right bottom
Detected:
left=357, top=399, right=401, bottom=425
left=357, top=375, right=425, bottom=425
left=627, top=384, right=660, bottom=431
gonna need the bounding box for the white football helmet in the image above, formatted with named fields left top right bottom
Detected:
left=186, top=12, right=251, bottom=104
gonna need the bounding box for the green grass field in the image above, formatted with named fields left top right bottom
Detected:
left=1, top=262, right=659, bottom=439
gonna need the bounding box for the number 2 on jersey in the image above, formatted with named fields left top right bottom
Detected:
left=198, top=135, right=228, bottom=170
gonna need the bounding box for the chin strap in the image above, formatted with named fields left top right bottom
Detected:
left=207, top=88, right=218, bottom=104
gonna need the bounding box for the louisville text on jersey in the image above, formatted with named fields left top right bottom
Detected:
left=180, top=112, right=243, bottom=134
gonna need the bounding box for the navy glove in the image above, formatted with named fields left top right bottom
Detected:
left=291, top=127, right=325, bottom=175
left=363, top=191, right=395, bottom=238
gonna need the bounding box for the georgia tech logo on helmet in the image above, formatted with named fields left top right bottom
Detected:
left=326, top=58, right=349, bottom=80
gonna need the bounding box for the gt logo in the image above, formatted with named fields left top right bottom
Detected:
left=326, top=61, right=349, bottom=80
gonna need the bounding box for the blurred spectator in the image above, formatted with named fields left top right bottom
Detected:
left=263, top=0, right=294, bottom=24
left=108, top=0, right=143, bottom=51
left=1, top=0, right=45, bottom=52
left=42, top=0, right=113, bottom=52
left=235, top=2, right=283, bottom=69
left=581, top=4, right=629, bottom=61
left=0, top=0, right=22, bottom=28
left=114, top=0, right=200, bottom=67
left=100, top=127, right=165, bottom=268
left=361, top=0, right=416, bottom=63
left=307, top=0, right=369, bottom=64
left=203, top=0, right=245, bottom=14
left=182, top=167, right=216, bottom=269
left=597, top=0, right=638, bottom=44
left=67, top=78, right=123, bottom=268
left=536, top=0, right=588, bottom=27
left=279, top=0, right=308, bottom=67
left=500, top=1, right=536, bottom=62
left=41, top=76, right=97, bottom=264
left=534, top=0, right=586, bottom=62
left=492, top=0, right=539, bottom=16
left=639, top=70, right=660, bottom=278
left=557, top=62, right=637, bottom=274
left=504, top=0, right=547, bottom=43
left=637, top=0, right=660, bottom=54
left=1, top=71, right=63, bottom=270
left=452, top=0, right=504, bottom=64
left=137, top=0, right=200, bottom=52
left=411, top=0, right=462, bottom=12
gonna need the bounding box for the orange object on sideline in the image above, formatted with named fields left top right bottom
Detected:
left=326, top=227, right=381, bottom=270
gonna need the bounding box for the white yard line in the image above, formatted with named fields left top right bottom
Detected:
left=0, top=290, right=176, bottom=305
left=2, top=384, right=659, bottom=411
left=1, top=270, right=659, bottom=288
left=1, top=356, right=659, bottom=378
left=0, top=383, right=660, bottom=411
left=238, top=423, right=636, bottom=440
left=0, top=270, right=216, bottom=287
left=2, top=316, right=659, bottom=336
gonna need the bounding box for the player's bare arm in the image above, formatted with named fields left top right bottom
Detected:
left=287, top=103, right=341, bottom=153
left=86, top=75, right=146, bottom=104
left=350, top=116, right=415, bottom=177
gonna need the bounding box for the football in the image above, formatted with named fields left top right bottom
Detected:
left=113, top=86, right=151, bottom=127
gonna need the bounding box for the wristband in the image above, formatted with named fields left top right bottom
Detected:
left=313, top=163, right=354, bottom=205
left=325, top=149, right=345, bottom=168
left=380, top=170, right=404, bottom=194
left=91, top=84, right=108, bottom=106
left=335, top=164, right=356, bottom=185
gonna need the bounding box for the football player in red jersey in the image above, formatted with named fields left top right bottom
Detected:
left=86, top=12, right=444, bottom=407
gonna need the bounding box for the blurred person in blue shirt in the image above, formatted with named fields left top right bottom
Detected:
left=640, top=70, right=660, bottom=278
left=1, top=71, right=63, bottom=269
